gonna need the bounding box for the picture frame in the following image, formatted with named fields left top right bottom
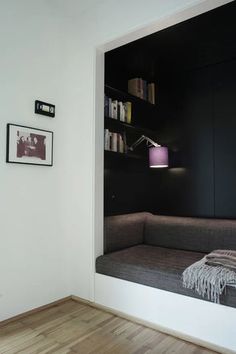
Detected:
left=6, top=124, right=53, bottom=166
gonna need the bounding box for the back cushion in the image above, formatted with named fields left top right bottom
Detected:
left=104, top=212, right=150, bottom=254
left=144, top=214, right=236, bottom=253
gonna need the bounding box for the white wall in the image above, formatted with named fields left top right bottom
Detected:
left=0, top=0, right=232, bottom=322
left=0, top=0, right=73, bottom=321
left=95, top=274, right=236, bottom=353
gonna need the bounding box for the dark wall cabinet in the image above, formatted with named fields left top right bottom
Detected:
left=104, top=86, right=161, bottom=216
left=153, top=60, right=236, bottom=219
left=214, top=61, right=236, bottom=218
left=105, top=2, right=236, bottom=218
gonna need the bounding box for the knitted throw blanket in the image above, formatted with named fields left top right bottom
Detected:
left=206, top=249, right=236, bottom=270
left=182, top=250, right=236, bottom=303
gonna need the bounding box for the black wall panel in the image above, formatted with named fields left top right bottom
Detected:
left=104, top=169, right=160, bottom=216
left=153, top=69, right=215, bottom=217
left=104, top=2, right=236, bottom=218
left=105, top=61, right=236, bottom=218
left=214, top=61, right=236, bottom=218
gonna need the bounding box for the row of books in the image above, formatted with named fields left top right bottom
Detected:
left=128, top=78, right=155, bottom=104
left=104, top=129, right=126, bottom=153
left=104, top=95, right=132, bottom=123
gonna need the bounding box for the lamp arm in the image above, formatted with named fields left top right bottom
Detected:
left=129, top=135, right=161, bottom=151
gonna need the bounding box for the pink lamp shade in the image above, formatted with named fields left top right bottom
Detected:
left=149, top=146, right=168, bottom=168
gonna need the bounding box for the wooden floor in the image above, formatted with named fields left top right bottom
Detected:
left=0, top=300, right=219, bottom=354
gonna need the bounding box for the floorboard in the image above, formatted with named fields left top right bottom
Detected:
left=0, top=300, right=219, bottom=354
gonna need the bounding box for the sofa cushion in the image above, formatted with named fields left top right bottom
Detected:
left=144, top=214, right=236, bottom=253
left=104, top=212, right=150, bottom=254
left=96, top=244, right=236, bottom=307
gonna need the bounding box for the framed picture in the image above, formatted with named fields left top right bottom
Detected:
left=6, top=124, right=53, bottom=166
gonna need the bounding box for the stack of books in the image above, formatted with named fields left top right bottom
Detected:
left=104, top=95, right=132, bottom=124
left=104, top=129, right=126, bottom=153
left=128, top=78, right=155, bottom=104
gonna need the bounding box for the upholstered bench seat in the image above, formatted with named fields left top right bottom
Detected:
left=96, top=244, right=236, bottom=306
left=96, top=212, right=236, bottom=307
left=97, top=244, right=204, bottom=295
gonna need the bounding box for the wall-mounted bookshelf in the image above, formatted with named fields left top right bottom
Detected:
left=104, top=84, right=160, bottom=165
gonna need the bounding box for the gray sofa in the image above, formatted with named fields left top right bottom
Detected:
left=96, top=212, right=236, bottom=307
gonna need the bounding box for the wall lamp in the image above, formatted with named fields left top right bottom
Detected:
left=129, top=135, right=168, bottom=168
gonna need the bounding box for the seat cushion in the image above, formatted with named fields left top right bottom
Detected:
left=96, top=244, right=236, bottom=307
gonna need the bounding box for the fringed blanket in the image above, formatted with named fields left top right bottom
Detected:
left=206, top=249, right=236, bottom=270
left=182, top=250, right=236, bottom=303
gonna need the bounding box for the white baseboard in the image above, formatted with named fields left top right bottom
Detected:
left=0, top=296, right=72, bottom=326
left=94, top=273, right=236, bottom=354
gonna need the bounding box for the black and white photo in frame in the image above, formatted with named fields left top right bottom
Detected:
left=6, top=124, right=53, bottom=166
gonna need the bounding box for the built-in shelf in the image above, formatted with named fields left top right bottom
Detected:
left=104, top=84, right=159, bottom=166
left=104, top=117, right=157, bottom=139
left=104, top=150, right=145, bottom=161
left=105, top=84, right=160, bottom=132
left=105, top=85, right=156, bottom=108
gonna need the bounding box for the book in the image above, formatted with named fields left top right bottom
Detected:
left=104, top=95, right=109, bottom=116
left=104, top=129, right=110, bottom=150
left=118, top=134, right=125, bottom=153
left=105, top=96, right=128, bottom=121
left=104, top=130, right=125, bottom=154
left=124, top=102, right=132, bottom=124
left=111, top=100, right=118, bottom=119
left=128, top=78, right=142, bottom=98
left=142, top=80, right=147, bottom=100
left=111, top=132, right=118, bottom=152
left=117, top=101, right=120, bottom=120
left=108, top=98, right=112, bottom=117
left=123, top=132, right=128, bottom=153
left=128, top=78, right=155, bottom=102
left=148, top=83, right=155, bottom=104
left=119, top=102, right=125, bottom=122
